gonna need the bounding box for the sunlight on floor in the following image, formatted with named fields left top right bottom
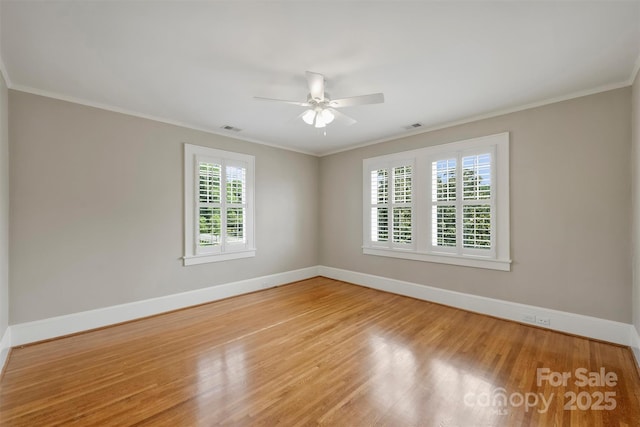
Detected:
left=368, top=333, right=502, bottom=425
left=197, top=343, right=247, bottom=420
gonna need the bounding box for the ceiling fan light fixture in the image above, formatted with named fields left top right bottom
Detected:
left=302, top=109, right=316, bottom=125
left=314, top=112, right=326, bottom=128
left=321, top=109, right=335, bottom=124
left=255, top=71, right=381, bottom=130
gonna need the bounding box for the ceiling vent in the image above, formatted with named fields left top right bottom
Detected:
left=220, top=125, right=242, bottom=132
left=404, top=122, right=423, bottom=130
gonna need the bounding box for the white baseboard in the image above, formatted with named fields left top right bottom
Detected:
left=0, top=326, right=11, bottom=372
left=4, top=265, right=637, bottom=367
left=10, top=266, right=320, bottom=347
left=631, top=325, right=640, bottom=369
left=318, top=266, right=634, bottom=347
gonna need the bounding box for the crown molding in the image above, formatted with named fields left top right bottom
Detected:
left=6, top=77, right=636, bottom=159
left=3, top=59, right=638, bottom=159
left=319, top=79, right=632, bottom=157
left=9, top=84, right=318, bottom=157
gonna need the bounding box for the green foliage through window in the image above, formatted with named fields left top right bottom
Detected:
left=199, top=207, right=221, bottom=246
left=432, top=154, right=492, bottom=250
left=369, top=166, right=412, bottom=243
left=197, top=161, right=247, bottom=248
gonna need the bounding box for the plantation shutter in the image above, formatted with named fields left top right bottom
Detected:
left=430, top=149, right=495, bottom=257
left=196, top=156, right=222, bottom=254
left=367, top=161, right=413, bottom=248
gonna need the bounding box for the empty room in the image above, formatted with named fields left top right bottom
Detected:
left=1, top=1, right=640, bottom=426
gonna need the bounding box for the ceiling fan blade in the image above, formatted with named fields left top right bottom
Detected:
left=328, top=108, right=357, bottom=126
left=254, top=96, right=310, bottom=107
left=306, top=71, right=325, bottom=102
left=329, top=93, right=384, bottom=108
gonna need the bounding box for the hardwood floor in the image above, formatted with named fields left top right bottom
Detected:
left=0, top=277, right=639, bottom=426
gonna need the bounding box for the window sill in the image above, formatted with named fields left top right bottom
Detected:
left=183, top=249, right=256, bottom=266
left=362, top=247, right=511, bottom=271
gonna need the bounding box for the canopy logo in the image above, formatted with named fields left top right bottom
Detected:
left=463, top=388, right=552, bottom=414
left=463, top=367, right=618, bottom=415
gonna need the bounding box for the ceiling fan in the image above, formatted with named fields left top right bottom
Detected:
left=254, top=71, right=384, bottom=128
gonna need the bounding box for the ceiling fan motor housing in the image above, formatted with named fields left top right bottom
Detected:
left=307, top=93, right=331, bottom=107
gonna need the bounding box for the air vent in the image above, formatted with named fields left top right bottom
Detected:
left=404, top=122, right=423, bottom=130
left=220, top=125, right=242, bottom=132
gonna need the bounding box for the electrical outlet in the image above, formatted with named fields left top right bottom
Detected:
left=536, top=317, right=551, bottom=327
left=522, top=314, right=536, bottom=324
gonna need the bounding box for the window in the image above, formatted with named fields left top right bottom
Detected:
left=369, top=162, right=414, bottom=247
left=363, top=133, right=510, bottom=271
left=184, top=144, right=255, bottom=265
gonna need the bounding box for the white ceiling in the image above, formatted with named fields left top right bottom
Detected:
left=1, top=1, right=639, bottom=156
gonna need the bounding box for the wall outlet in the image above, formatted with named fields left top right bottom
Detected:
left=536, top=317, right=551, bottom=327
left=522, top=314, right=536, bottom=324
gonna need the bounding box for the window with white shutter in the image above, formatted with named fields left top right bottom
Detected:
left=184, top=144, right=255, bottom=265
left=367, top=161, right=414, bottom=249
left=363, top=133, right=510, bottom=271
left=430, top=149, right=496, bottom=258
left=432, top=158, right=458, bottom=250
left=370, top=168, right=389, bottom=243
left=461, top=152, right=493, bottom=254
left=392, top=165, right=413, bottom=245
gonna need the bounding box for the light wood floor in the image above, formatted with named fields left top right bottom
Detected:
left=1, top=277, right=639, bottom=426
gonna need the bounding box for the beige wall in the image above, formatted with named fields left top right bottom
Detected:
left=633, top=69, right=640, bottom=335
left=7, top=85, right=635, bottom=326
left=320, top=88, right=632, bottom=323
left=0, top=72, right=8, bottom=335
left=9, top=91, right=319, bottom=323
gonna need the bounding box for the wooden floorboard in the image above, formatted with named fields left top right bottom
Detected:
left=0, top=277, right=639, bottom=426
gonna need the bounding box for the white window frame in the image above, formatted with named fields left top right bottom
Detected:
left=184, top=144, right=255, bottom=266
left=367, top=159, right=416, bottom=250
left=363, top=132, right=510, bottom=271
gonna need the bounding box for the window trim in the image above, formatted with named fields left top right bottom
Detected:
left=362, top=132, right=510, bottom=271
left=184, top=144, right=255, bottom=266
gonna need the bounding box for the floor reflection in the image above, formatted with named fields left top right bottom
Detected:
left=428, top=358, right=499, bottom=424
left=368, top=333, right=501, bottom=426
left=196, top=343, right=247, bottom=421
left=368, top=333, right=419, bottom=423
